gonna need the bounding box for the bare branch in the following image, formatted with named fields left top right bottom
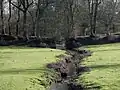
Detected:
left=11, top=1, right=24, bottom=12
left=27, top=0, right=34, bottom=9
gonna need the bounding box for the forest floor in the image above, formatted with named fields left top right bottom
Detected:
left=78, top=43, right=120, bottom=90
left=0, top=46, right=65, bottom=90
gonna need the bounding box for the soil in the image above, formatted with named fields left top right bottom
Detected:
left=47, top=49, right=92, bottom=90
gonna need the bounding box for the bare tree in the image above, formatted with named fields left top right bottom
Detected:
left=35, top=0, right=55, bottom=37
left=87, top=0, right=102, bottom=37
left=98, top=0, right=119, bottom=34
left=11, top=0, right=33, bottom=38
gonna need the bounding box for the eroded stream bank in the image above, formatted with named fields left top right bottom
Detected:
left=47, top=49, right=92, bottom=90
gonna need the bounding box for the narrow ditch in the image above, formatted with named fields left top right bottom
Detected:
left=47, top=49, right=92, bottom=90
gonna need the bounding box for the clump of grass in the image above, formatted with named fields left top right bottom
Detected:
left=30, top=69, right=59, bottom=89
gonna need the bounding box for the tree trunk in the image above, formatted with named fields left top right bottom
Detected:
left=92, top=0, right=99, bottom=36
left=69, top=0, right=74, bottom=38
left=16, top=8, right=20, bottom=36
left=16, top=21, right=19, bottom=36
left=28, top=10, right=36, bottom=36
left=31, top=13, right=36, bottom=36
left=112, top=24, right=115, bottom=33
left=32, top=22, right=36, bottom=36
left=35, top=0, right=41, bottom=38
left=31, top=17, right=36, bottom=36
left=23, top=11, right=28, bottom=39
left=8, top=0, right=12, bottom=35
left=0, top=0, right=5, bottom=34
left=107, top=26, right=110, bottom=35
left=88, top=0, right=94, bottom=37
left=64, top=0, right=74, bottom=39
left=64, top=1, right=70, bottom=39
left=82, top=27, right=86, bottom=36
left=105, top=24, right=110, bottom=35
left=36, top=13, right=40, bottom=38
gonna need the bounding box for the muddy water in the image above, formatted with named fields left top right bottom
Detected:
left=49, top=82, right=68, bottom=90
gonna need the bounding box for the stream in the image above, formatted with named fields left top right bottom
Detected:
left=48, top=49, right=92, bottom=90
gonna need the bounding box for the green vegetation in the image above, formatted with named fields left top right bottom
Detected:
left=0, top=47, right=65, bottom=90
left=78, top=43, right=120, bottom=90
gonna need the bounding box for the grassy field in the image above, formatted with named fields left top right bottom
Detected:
left=78, top=43, right=120, bottom=90
left=0, top=46, right=65, bottom=90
